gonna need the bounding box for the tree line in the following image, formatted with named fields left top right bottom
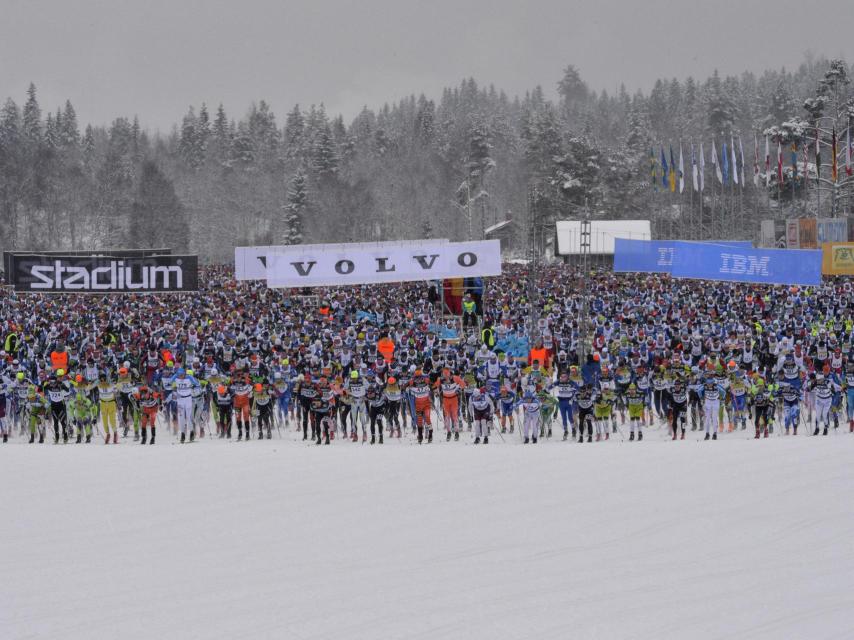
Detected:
left=0, top=54, right=851, bottom=262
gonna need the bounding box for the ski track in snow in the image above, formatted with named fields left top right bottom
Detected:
left=2, top=423, right=854, bottom=640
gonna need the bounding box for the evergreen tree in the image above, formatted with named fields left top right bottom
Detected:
left=283, top=104, right=304, bottom=159
left=209, top=104, right=231, bottom=163
left=179, top=106, right=204, bottom=169
left=312, top=123, right=338, bottom=175
left=706, top=70, right=737, bottom=134
left=129, top=161, right=189, bottom=249
left=282, top=170, right=308, bottom=244
left=22, top=83, right=41, bottom=142
left=60, top=100, right=79, bottom=148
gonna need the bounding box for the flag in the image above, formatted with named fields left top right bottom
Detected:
left=699, top=141, right=705, bottom=191
left=712, top=140, right=722, bottom=183
left=832, top=127, right=838, bottom=182
left=691, top=143, right=699, bottom=191
left=815, top=128, right=821, bottom=179
left=753, top=134, right=760, bottom=187
left=731, top=136, right=739, bottom=185
left=678, top=143, right=685, bottom=193
left=777, top=139, right=783, bottom=184
left=650, top=148, right=657, bottom=190
left=722, top=141, right=730, bottom=184
left=660, top=146, right=668, bottom=189
left=738, top=136, right=746, bottom=185
left=791, top=142, right=798, bottom=179
left=847, top=123, right=852, bottom=177
left=764, top=135, right=771, bottom=187
left=669, top=145, right=676, bottom=192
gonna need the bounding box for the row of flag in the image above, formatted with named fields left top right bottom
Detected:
left=650, top=127, right=853, bottom=193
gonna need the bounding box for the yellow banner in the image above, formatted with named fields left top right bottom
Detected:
left=822, top=243, right=854, bottom=275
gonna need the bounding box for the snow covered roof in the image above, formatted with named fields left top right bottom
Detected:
left=485, top=219, right=514, bottom=236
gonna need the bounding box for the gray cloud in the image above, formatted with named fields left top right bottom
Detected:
left=2, top=0, right=852, bottom=131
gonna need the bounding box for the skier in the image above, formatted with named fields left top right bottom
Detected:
left=469, top=387, right=494, bottom=444
left=518, top=391, right=541, bottom=444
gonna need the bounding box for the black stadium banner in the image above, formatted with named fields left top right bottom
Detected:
left=3, top=248, right=172, bottom=276
left=9, top=254, right=198, bottom=293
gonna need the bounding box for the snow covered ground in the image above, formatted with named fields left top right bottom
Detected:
left=2, top=424, right=854, bottom=640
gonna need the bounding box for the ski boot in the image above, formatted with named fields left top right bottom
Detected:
left=446, top=431, right=452, bottom=442
left=371, top=435, right=376, bottom=445
left=704, top=433, right=710, bottom=440
left=532, top=436, right=537, bottom=444
left=629, top=432, right=635, bottom=441
left=267, top=428, right=272, bottom=439
left=712, top=433, right=717, bottom=440
left=141, top=429, right=147, bottom=445
left=76, top=432, right=82, bottom=444
left=473, top=436, right=480, bottom=445
left=86, top=434, right=92, bottom=443
left=29, top=433, right=35, bottom=444
left=483, top=436, right=488, bottom=444
left=379, top=433, right=384, bottom=444
left=524, top=437, right=529, bottom=444
left=181, top=433, right=186, bottom=443
left=454, top=431, right=459, bottom=441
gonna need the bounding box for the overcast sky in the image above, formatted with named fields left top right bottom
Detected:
left=2, top=0, right=852, bottom=132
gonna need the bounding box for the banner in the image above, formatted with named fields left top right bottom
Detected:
left=821, top=242, right=854, bottom=276
left=3, top=248, right=171, bottom=277
left=670, top=242, right=821, bottom=286
left=9, top=254, right=198, bottom=293
left=786, top=220, right=800, bottom=249
left=759, top=220, right=776, bottom=248
left=798, top=218, right=817, bottom=249
left=265, top=240, right=501, bottom=288
left=614, top=239, right=753, bottom=274
left=817, top=218, right=848, bottom=244
left=235, top=240, right=448, bottom=280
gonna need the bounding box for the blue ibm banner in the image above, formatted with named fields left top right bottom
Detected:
left=613, top=239, right=754, bottom=274
left=670, top=241, right=822, bottom=285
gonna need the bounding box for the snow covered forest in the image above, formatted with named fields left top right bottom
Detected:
left=0, top=54, right=852, bottom=261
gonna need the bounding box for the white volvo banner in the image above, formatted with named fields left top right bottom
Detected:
left=235, top=240, right=448, bottom=280
left=264, top=239, right=501, bottom=288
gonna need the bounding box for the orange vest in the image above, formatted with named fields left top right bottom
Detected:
left=377, top=338, right=395, bottom=363
left=529, top=348, right=547, bottom=368
left=50, top=351, right=69, bottom=371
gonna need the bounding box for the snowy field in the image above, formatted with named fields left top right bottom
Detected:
left=2, top=425, right=854, bottom=640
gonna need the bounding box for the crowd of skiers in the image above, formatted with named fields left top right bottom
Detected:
left=1, top=264, right=853, bottom=446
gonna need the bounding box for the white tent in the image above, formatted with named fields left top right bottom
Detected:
left=555, top=220, right=651, bottom=255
